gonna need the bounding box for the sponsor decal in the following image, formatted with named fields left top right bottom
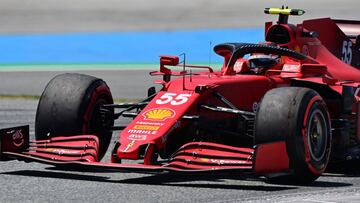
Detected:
left=200, top=158, right=209, bottom=162
left=282, top=64, right=300, bottom=72
left=142, top=108, right=175, bottom=121
left=10, top=129, right=24, bottom=147
left=45, top=148, right=81, bottom=155
left=210, top=159, right=247, bottom=165
left=123, top=140, right=135, bottom=152
left=128, top=129, right=157, bottom=135
left=128, top=134, right=147, bottom=141
left=136, top=121, right=164, bottom=126
left=200, top=158, right=248, bottom=165
left=133, top=125, right=160, bottom=131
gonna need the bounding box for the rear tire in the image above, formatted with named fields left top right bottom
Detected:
left=35, top=73, right=114, bottom=160
left=255, top=87, right=331, bottom=184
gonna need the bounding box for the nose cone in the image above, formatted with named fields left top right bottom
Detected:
left=116, top=91, right=200, bottom=160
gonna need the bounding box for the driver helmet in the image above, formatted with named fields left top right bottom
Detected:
left=247, top=54, right=280, bottom=74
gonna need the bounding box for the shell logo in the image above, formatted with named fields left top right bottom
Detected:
left=142, top=108, right=176, bottom=121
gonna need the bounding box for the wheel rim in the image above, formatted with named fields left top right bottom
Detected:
left=88, top=98, right=107, bottom=135
left=307, top=109, right=327, bottom=162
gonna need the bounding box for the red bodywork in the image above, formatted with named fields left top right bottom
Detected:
left=2, top=11, right=360, bottom=178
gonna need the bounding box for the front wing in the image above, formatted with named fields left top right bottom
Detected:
left=0, top=126, right=290, bottom=175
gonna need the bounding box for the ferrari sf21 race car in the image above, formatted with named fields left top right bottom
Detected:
left=1, top=7, right=360, bottom=184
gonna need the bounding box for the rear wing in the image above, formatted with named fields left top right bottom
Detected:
left=303, top=18, right=360, bottom=68
left=334, top=19, right=360, bottom=42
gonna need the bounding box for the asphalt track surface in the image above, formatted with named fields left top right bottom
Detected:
left=0, top=70, right=161, bottom=99
left=1, top=0, right=360, bottom=202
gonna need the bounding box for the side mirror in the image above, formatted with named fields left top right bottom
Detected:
left=160, top=55, right=179, bottom=66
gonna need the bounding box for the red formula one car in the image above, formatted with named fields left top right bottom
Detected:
left=1, top=7, right=360, bottom=184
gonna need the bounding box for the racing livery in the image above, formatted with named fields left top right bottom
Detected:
left=1, top=7, right=360, bottom=184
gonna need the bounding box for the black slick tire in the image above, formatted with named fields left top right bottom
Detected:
left=255, top=87, right=332, bottom=184
left=35, top=73, right=114, bottom=160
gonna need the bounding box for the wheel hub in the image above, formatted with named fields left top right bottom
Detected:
left=307, top=109, right=327, bottom=162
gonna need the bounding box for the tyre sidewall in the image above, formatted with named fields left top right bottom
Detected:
left=82, top=80, right=114, bottom=157
left=288, top=89, right=331, bottom=176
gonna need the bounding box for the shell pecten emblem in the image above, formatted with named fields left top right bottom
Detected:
left=142, top=108, right=176, bottom=121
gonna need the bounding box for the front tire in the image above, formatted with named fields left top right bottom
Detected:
left=255, top=87, right=332, bottom=184
left=35, top=73, right=114, bottom=160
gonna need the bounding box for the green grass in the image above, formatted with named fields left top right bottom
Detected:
left=113, top=98, right=141, bottom=103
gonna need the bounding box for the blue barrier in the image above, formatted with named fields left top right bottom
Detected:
left=0, top=29, right=262, bottom=65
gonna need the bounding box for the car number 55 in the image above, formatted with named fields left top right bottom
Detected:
left=156, top=93, right=192, bottom=105
left=341, top=40, right=352, bottom=64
